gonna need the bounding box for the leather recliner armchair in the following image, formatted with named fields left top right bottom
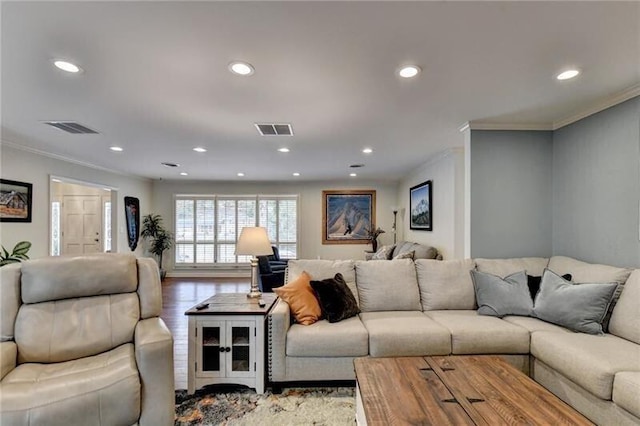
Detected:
left=0, top=253, right=174, bottom=426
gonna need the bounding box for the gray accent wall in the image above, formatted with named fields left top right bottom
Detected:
left=469, top=130, right=553, bottom=258
left=552, top=97, right=640, bottom=268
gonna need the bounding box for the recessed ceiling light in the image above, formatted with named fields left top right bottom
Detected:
left=556, top=69, right=580, bottom=80
left=350, top=173, right=357, bottom=177
left=110, top=146, right=123, bottom=152
left=362, top=148, right=373, bottom=154
left=237, top=172, right=245, bottom=177
left=53, top=60, right=82, bottom=73
left=278, top=148, right=290, bottom=153
left=398, top=65, right=421, bottom=78
left=229, top=61, right=255, bottom=76
left=180, top=172, right=188, bottom=176
left=193, top=147, right=207, bottom=153
left=293, top=172, right=300, bottom=177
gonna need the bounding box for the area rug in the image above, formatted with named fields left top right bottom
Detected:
left=175, top=386, right=356, bottom=425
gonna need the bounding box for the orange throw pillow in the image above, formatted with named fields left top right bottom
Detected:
left=274, top=271, right=322, bottom=325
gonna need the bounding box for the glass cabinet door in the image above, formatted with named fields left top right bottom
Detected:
left=227, top=321, right=255, bottom=377
left=197, top=321, right=225, bottom=377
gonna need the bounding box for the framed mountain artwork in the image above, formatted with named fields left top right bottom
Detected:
left=322, top=190, right=376, bottom=244
left=410, top=180, right=432, bottom=231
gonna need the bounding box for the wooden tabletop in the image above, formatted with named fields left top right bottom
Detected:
left=354, top=356, right=594, bottom=426
left=184, top=293, right=278, bottom=316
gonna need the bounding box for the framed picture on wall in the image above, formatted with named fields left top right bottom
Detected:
left=409, top=180, right=432, bottom=231
left=0, top=179, right=33, bottom=223
left=322, top=190, right=376, bottom=244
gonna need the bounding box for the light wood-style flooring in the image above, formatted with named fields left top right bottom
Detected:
left=160, top=277, right=251, bottom=390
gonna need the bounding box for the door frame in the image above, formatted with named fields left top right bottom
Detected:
left=49, top=175, right=119, bottom=255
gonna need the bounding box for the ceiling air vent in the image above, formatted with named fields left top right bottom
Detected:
left=44, top=121, right=98, bottom=134
left=254, top=123, right=293, bottom=136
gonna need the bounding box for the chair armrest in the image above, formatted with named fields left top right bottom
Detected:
left=135, top=318, right=174, bottom=426
left=268, top=298, right=291, bottom=382
left=1, top=341, right=17, bottom=380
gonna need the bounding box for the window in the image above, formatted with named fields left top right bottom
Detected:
left=104, top=201, right=112, bottom=252
left=174, top=195, right=298, bottom=266
left=51, top=201, right=60, bottom=256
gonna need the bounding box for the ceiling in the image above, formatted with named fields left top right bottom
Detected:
left=2, top=1, right=638, bottom=182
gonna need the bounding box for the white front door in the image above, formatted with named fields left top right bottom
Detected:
left=63, top=195, right=101, bottom=254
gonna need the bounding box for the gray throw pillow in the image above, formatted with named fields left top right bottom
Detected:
left=470, top=270, right=532, bottom=317
left=371, top=245, right=394, bottom=260
left=533, top=269, right=618, bottom=335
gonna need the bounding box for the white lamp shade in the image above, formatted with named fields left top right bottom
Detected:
left=235, top=227, right=273, bottom=256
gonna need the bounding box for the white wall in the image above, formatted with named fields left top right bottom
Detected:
left=552, top=97, right=640, bottom=268
left=468, top=130, right=553, bottom=259
left=0, top=145, right=153, bottom=259
left=397, top=148, right=465, bottom=259
left=151, top=179, right=398, bottom=273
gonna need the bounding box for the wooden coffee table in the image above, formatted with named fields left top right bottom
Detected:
left=354, top=356, right=593, bottom=425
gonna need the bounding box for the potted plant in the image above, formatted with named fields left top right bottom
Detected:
left=141, top=214, right=173, bottom=280
left=365, top=226, right=385, bottom=252
left=0, top=241, right=31, bottom=267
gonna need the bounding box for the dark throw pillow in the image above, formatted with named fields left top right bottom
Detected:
left=470, top=270, right=532, bottom=318
left=310, top=273, right=360, bottom=323
left=527, top=273, right=572, bottom=301
left=533, top=269, right=618, bottom=335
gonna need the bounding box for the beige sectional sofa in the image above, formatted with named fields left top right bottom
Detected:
left=268, top=256, right=640, bottom=425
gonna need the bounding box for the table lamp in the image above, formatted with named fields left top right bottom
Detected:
left=236, top=227, right=274, bottom=298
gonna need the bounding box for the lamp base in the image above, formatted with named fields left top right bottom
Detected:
left=247, top=290, right=262, bottom=299
left=247, top=257, right=262, bottom=298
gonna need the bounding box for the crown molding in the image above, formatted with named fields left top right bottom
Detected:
left=466, top=83, right=640, bottom=132
left=0, top=139, right=152, bottom=182
left=553, top=83, right=640, bottom=130
left=467, top=122, right=553, bottom=131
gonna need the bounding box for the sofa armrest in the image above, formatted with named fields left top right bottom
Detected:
left=1, top=341, right=17, bottom=380
left=268, top=298, right=291, bottom=382
left=135, top=318, right=174, bottom=426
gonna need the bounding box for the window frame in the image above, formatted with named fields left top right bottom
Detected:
left=173, top=194, right=299, bottom=268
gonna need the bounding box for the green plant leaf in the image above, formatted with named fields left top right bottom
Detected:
left=12, top=241, right=31, bottom=256
left=1, top=247, right=9, bottom=260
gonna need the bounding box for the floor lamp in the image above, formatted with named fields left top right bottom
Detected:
left=391, top=207, right=399, bottom=244
left=236, top=227, right=274, bottom=298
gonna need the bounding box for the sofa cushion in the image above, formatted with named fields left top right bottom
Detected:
left=612, top=372, right=640, bottom=418
left=426, top=310, right=529, bottom=354
left=0, top=344, right=140, bottom=426
left=609, top=269, right=640, bottom=344
left=470, top=270, right=532, bottom=317
left=310, top=273, right=360, bottom=323
left=502, top=316, right=572, bottom=334
left=548, top=256, right=633, bottom=284
left=392, top=241, right=439, bottom=260
left=287, top=259, right=358, bottom=304
left=416, top=259, right=476, bottom=310
left=531, top=331, right=640, bottom=400
left=15, top=293, right=140, bottom=364
left=359, top=311, right=451, bottom=357
left=285, top=317, right=368, bottom=357
left=534, top=269, right=618, bottom=335
left=287, top=259, right=356, bottom=284
left=355, top=259, right=421, bottom=312
left=475, top=257, right=549, bottom=278
left=21, top=253, right=138, bottom=304
left=274, top=271, right=322, bottom=326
